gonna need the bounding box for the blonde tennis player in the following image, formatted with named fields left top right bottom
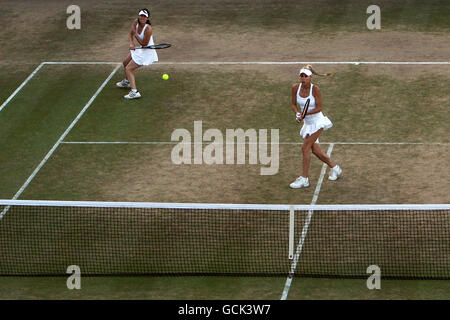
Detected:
left=116, top=8, right=158, bottom=99
left=290, top=65, right=342, bottom=189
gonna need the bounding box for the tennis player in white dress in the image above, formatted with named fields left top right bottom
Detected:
left=290, top=65, right=342, bottom=189
left=116, top=9, right=158, bottom=99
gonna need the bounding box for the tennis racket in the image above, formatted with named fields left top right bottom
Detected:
left=133, top=43, right=172, bottom=50
left=300, top=98, right=310, bottom=120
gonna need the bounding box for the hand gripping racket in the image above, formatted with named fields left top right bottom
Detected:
left=133, top=43, right=172, bottom=50
left=300, top=98, right=310, bottom=120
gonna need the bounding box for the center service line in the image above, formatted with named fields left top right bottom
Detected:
left=281, top=143, right=335, bottom=300
left=0, top=65, right=121, bottom=220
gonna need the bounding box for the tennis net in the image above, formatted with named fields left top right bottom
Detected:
left=0, top=200, right=449, bottom=279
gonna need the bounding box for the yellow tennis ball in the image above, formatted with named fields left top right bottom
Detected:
left=162, top=73, right=169, bottom=80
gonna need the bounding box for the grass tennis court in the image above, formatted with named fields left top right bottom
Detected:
left=0, top=0, right=449, bottom=300
left=2, top=64, right=449, bottom=204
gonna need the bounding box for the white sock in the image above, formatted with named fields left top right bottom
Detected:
left=132, top=89, right=138, bottom=93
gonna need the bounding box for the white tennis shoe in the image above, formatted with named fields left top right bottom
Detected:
left=116, top=79, right=131, bottom=88
left=124, top=90, right=141, bottom=99
left=328, top=165, right=342, bottom=181
left=290, top=176, right=309, bottom=189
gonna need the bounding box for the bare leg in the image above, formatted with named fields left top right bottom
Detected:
left=125, top=59, right=140, bottom=90
left=301, top=129, right=323, bottom=178
left=122, top=53, right=132, bottom=79
left=312, top=142, right=336, bottom=168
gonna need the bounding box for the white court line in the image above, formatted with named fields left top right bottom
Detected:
left=60, top=141, right=450, bottom=146
left=44, top=62, right=121, bottom=65
left=43, top=61, right=450, bottom=65
left=327, top=142, right=450, bottom=145
left=0, top=65, right=121, bottom=219
left=0, top=62, right=46, bottom=113
left=61, top=141, right=181, bottom=145
left=281, top=144, right=335, bottom=300
left=1, top=199, right=447, bottom=211
left=158, top=61, right=450, bottom=65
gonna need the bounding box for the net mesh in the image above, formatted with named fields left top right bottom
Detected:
left=0, top=201, right=448, bottom=279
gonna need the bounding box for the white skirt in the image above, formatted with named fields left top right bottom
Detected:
left=300, top=112, right=333, bottom=139
left=130, top=48, right=158, bottom=66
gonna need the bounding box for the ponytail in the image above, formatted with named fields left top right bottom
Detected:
left=303, top=64, right=333, bottom=77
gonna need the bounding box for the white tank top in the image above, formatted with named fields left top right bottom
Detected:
left=296, top=83, right=316, bottom=113
left=136, top=23, right=151, bottom=46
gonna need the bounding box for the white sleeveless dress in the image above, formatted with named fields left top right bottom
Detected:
left=297, top=83, right=333, bottom=139
left=130, top=23, right=158, bottom=66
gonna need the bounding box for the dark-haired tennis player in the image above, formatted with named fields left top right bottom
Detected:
left=290, top=65, right=342, bottom=189
left=116, top=8, right=158, bottom=99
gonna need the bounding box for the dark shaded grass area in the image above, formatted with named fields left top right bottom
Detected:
left=0, top=65, right=116, bottom=199
left=0, top=276, right=449, bottom=299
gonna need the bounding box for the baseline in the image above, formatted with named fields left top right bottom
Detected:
left=42, top=61, right=450, bottom=65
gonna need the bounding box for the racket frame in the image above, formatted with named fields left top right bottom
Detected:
left=300, top=98, right=310, bottom=120
left=134, top=43, right=172, bottom=50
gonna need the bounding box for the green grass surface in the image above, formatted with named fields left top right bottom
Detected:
left=2, top=64, right=448, bottom=203
left=68, top=65, right=450, bottom=143
left=0, top=276, right=449, bottom=300
left=0, top=65, right=115, bottom=199
left=1, top=0, right=449, bottom=300
left=1, top=63, right=449, bottom=300
left=1, top=63, right=449, bottom=299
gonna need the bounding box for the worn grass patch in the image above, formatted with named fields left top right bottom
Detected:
left=0, top=0, right=449, bottom=64
left=318, top=144, right=450, bottom=204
